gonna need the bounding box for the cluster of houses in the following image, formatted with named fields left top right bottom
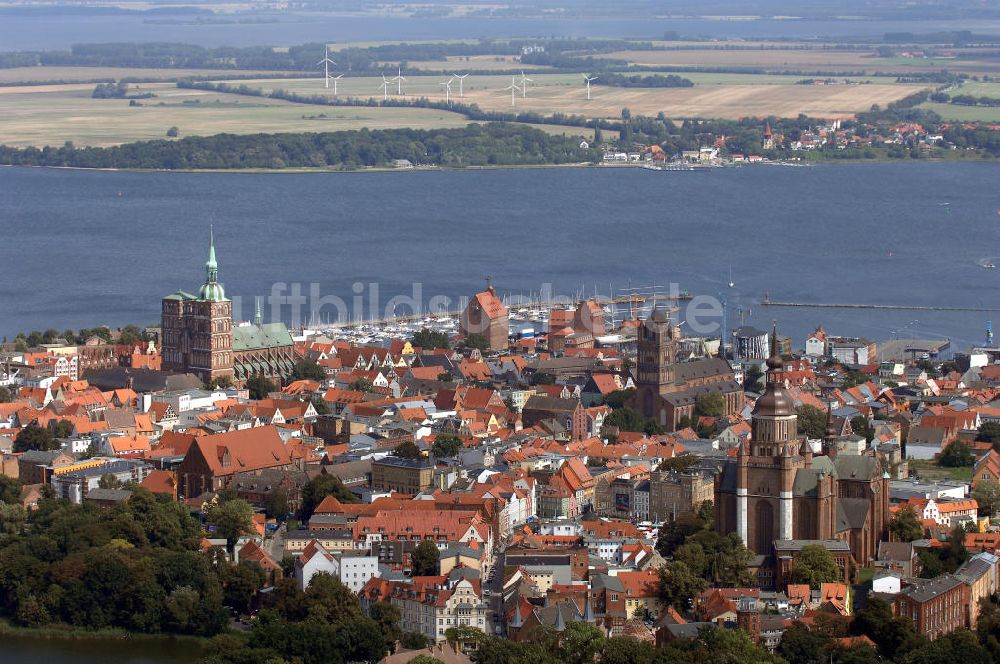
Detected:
left=5, top=273, right=1000, bottom=660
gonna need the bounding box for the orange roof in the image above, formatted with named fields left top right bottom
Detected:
left=472, top=287, right=507, bottom=320
left=185, top=426, right=291, bottom=478
left=139, top=469, right=177, bottom=497
left=617, top=570, right=660, bottom=598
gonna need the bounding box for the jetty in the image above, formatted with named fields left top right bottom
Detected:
left=759, top=301, right=1000, bottom=313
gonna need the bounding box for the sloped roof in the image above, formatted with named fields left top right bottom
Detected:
left=185, top=426, right=290, bottom=477
left=232, top=323, right=294, bottom=351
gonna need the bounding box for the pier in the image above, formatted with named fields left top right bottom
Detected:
left=759, top=301, right=1000, bottom=313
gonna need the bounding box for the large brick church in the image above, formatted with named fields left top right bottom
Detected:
left=160, top=229, right=295, bottom=387
left=714, top=327, right=890, bottom=569
left=628, top=305, right=743, bottom=430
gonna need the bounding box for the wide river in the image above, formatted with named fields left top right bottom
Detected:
left=2, top=162, right=1000, bottom=351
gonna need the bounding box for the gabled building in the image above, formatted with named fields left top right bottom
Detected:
left=161, top=229, right=294, bottom=387
left=175, top=425, right=294, bottom=498
left=628, top=306, right=742, bottom=431
left=459, top=284, right=508, bottom=352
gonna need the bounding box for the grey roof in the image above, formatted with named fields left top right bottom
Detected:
left=773, top=539, right=852, bottom=553
left=505, top=553, right=572, bottom=567
left=665, top=622, right=713, bottom=638
left=83, top=368, right=203, bottom=393
left=523, top=395, right=581, bottom=413
left=232, top=323, right=294, bottom=352
left=58, top=459, right=148, bottom=480
left=20, top=449, right=73, bottom=465
left=899, top=574, right=965, bottom=603
left=373, top=456, right=432, bottom=469
left=877, top=541, right=915, bottom=562
left=833, top=455, right=879, bottom=481
left=792, top=456, right=838, bottom=497
left=85, top=488, right=133, bottom=502
left=955, top=556, right=996, bottom=584
left=590, top=573, right=625, bottom=592
left=320, top=459, right=372, bottom=482
left=837, top=497, right=872, bottom=531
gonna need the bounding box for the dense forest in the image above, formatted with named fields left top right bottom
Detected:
left=0, top=39, right=649, bottom=73
left=0, top=124, right=599, bottom=170
left=596, top=73, right=695, bottom=88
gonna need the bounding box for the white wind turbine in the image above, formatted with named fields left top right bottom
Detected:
left=583, top=74, right=598, bottom=100
left=440, top=77, right=454, bottom=103
left=378, top=74, right=390, bottom=101
left=331, top=73, right=344, bottom=95
left=451, top=72, right=469, bottom=98
left=519, top=70, right=534, bottom=98
left=503, top=76, right=522, bottom=107
left=317, top=46, right=336, bottom=89
left=391, top=66, right=406, bottom=95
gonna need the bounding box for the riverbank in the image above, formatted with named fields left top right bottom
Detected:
left=0, top=620, right=207, bottom=664
left=4, top=153, right=996, bottom=174
left=0, top=618, right=209, bottom=646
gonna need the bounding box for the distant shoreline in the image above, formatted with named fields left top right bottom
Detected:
left=3, top=157, right=998, bottom=175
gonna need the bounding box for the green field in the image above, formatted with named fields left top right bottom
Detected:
left=948, top=81, right=1000, bottom=97
left=908, top=459, right=974, bottom=483
left=918, top=102, right=1000, bottom=123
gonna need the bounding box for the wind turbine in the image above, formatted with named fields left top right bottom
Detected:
left=317, top=46, right=336, bottom=89
left=519, top=70, right=534, bottom=98
left=391, top=66, right=406, bottom=95
left=378, top=74, right=390, bottom=101
left=440, top=77, right=454, bottom=103
left=503, top=76, right=522, bottom=107
left=583, top=74, right=598, bottom=100
left=331, top=73, right=344, bottom=95
left=451, top=72, right=469, bottom=98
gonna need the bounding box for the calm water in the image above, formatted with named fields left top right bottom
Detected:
left=2, top=634, right=201, bottom=664
left=3, top=162, right=1000, bottom=349
left=2, top=14, right=1000, bottom=51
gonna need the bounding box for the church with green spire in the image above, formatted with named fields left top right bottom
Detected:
left=160, top=228, right=294, bottom=387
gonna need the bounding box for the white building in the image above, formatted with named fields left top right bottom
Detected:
left=294, top=540, right=379, bottom=592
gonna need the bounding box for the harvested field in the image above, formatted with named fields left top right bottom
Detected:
left=241, top=74, right=926, bottom=121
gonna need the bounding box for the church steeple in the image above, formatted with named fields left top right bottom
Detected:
left=823, top=404, right=839, bottom=459
left=198, top=225, right=227, bottom=302
left=750, top=321, right=796, bottom=455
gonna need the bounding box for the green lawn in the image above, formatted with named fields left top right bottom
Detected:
left=917, top=102, right=1000, bottom=123
left=907, top=459, right=973, bottom=482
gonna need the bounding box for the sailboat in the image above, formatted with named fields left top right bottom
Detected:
left=728, top=266, right=735, bottom=289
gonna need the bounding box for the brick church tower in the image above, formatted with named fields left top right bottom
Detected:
left=716, top=323, right=890, bottom=567
left=161, top=227, right=234, bottom=385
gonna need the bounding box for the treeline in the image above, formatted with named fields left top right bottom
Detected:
left=930, top=92, right=1000, bottom=107
left=595, top=73, right=694, bottom=88
left=0, top=38, right=649, bottom=73
left=0, top=124, right=600, bottom=170
left=8, top=324, right=149, bottom=349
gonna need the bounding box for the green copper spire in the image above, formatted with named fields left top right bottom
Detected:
left=207, top=225, right=218, bottom=273
left=198, top=225, right=227, bottom=302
